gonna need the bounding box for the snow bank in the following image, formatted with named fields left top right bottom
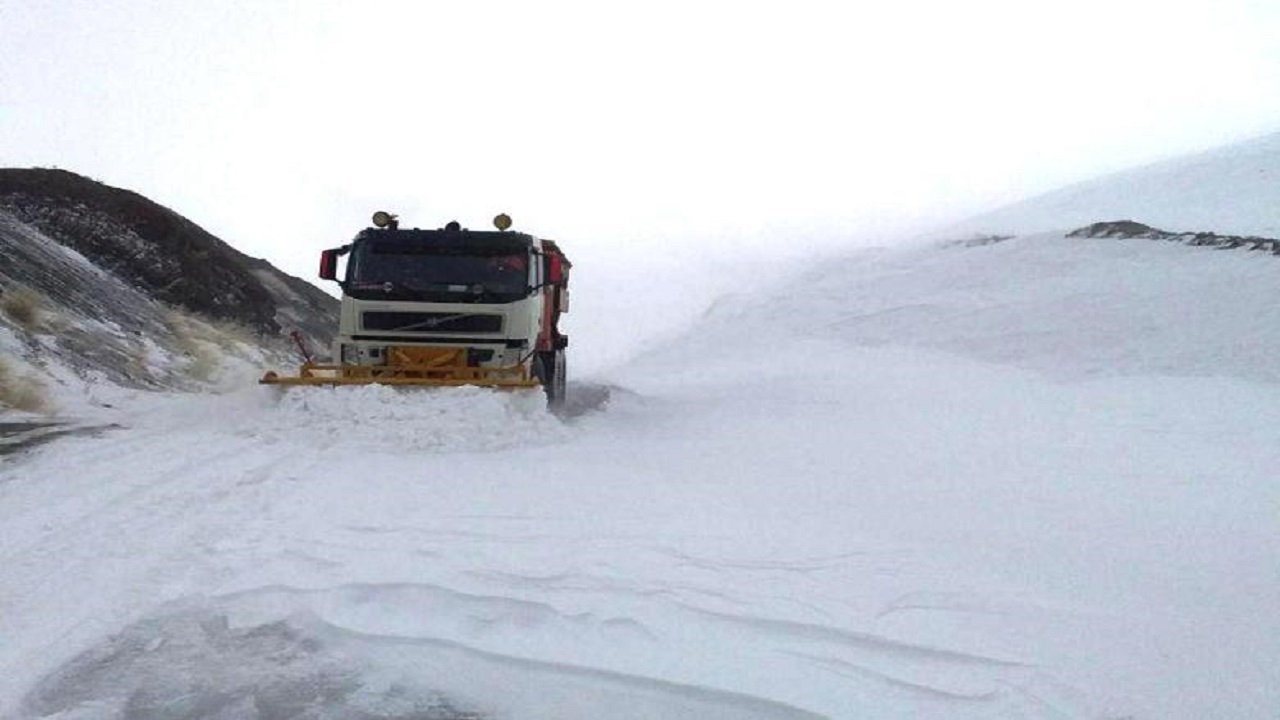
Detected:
left=698, top=233, right=1280, bottom=384
left=938, top=130, right=1280, bottom=238
left=259, top=384, right=570, bottom=453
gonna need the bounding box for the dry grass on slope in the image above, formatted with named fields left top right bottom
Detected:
left=1, top=286, right=46, bottom=331
left=0, top=355, right=49, bottom=413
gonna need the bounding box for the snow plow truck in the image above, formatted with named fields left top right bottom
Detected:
left=261, top=212, right=571, bottom=408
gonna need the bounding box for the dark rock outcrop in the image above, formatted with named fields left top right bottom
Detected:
left=1068, top=219, right=1280, bottom=254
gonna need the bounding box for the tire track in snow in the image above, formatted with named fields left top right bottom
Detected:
left=0, top=400, right=330, bottom=711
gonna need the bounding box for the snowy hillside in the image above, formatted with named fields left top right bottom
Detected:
left=0, top=169, right=339, bottom=421
left=0, top=207, right=295, bottom=416
left=3, top=226, right=1279, bottom=719
left=940, top=130, right=1280, bottom=237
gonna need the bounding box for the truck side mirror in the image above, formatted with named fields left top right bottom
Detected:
left=319, top=249, right=339, bottom=281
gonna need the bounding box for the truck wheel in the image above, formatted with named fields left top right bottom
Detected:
left=550, top=349, right=567, bottom=410
left=534, top=351, right=567, bottom=410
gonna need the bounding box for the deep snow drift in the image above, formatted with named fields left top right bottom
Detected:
left=940, top=130, right=1280, bottom=238
left=3, top=230, right=1278, bottom=719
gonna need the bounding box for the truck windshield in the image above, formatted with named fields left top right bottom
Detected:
left=346, top=243, right=530, bottom=301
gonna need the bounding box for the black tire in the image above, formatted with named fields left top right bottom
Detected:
left=550, top=349, right=567, bottom=410
left=534, top=350, right=567, bottom=411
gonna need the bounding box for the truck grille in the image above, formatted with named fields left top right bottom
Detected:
left=361, top=311, right=503, bottom=333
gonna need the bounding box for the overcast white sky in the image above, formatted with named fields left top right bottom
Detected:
left=3, top=0, right=1279, bottom=282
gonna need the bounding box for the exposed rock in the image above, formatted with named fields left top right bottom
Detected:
left=1067, top=219, right=1280, bottom=254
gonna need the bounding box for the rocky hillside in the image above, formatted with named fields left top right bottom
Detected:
left=0, top=169, right=338, bottom=413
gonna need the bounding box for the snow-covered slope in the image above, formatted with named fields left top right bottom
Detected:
left=0, top=169, right=339, bottom=420
left=0, top=168, right=340, bottom=345
left=3, top=229, right=1278, bottom=719
left=939, top=130, right=1280, bottom=237
left=0, top=207, right=290, bottom=420
left=755, top=232, right=1280, bottom=384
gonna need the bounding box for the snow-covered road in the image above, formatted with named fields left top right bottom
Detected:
left=3, top=235, right=1279, bottom=719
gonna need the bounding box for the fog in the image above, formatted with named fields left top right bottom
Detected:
left=4, top=0, right=1279, bottom=289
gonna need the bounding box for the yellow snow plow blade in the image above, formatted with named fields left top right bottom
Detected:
left=259, top=346, right=539, bottom=388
